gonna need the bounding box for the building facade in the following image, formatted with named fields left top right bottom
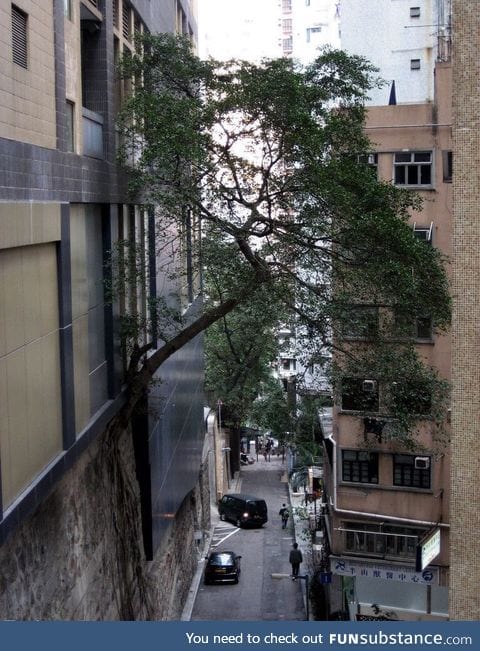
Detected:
left=0, top=0, right=209, bottom=619
left=450, top=0, right=480, bottom=621
left=340, top=0, right=451, bottom=105
left=320, top=0, right=453, bottom=621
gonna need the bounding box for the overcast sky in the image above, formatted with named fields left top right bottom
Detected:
left=197, top=0, right=281, bottom=61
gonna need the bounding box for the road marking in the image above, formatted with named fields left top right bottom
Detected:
left=211, top=526, right=240, bottom=547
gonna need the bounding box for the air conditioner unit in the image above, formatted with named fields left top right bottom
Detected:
left=362, top=379, right=377, bottom=392
left=367, top=154, right=376, bottom=165
left=414, top=456, right=430, bottom=469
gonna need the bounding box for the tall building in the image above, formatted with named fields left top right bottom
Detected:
left=450, top=0, right=480, bottom=621
left=340, top=0, right=451, bottom=105
left=319, top=0, right=452, bottom=621
left=0, top=0, right=208, bottom=620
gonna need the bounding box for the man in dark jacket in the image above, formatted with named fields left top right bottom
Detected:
left=279, top=504, right=289, bottom=529
left=289, top=542, right=303, bottom=579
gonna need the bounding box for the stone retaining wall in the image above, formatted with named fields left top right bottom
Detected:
left=0, top=427, right=210, bottom=620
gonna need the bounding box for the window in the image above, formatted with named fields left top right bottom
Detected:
left=282, top=19, right=292, bottom=34
left=283, top=36, right=293, bottom=53
left=410, top=7, right=421, bottom=18
left=342, top=450, right=378, bottom=484
left=394, top=151, right=432, bottom=186
left=306, top=26, right=322, bottom=42
left=358, top=152, right=378, bottom=172
left=393, top=311, right=432, bottom=340
left=344, top=522, right=421, bottom=558
left=282, top=0, right=292, bottom=12
left=413, top=222, right=433, bottom=244
left=281, top=358, right=296, bottom=372
left=341, top=378, right=379, bottom=412
left=342, top=306, right=378, bottom=339
left=12, top=5, right=28, bottom=69
left=393, top=455, right=431, bottom=488
left=66, top=101, right=75, bottom=152
left=390, top=381, right=432, bottom=416
left=415, top=316, right=433, bottom=339
left=443, top=150, right=452, bottom=182
left=410, top=58, right=421, bottom=70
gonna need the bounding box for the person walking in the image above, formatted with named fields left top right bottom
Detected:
left=279, top=503, right=289, bottom=529
left=289, top=542, right=303, bottom=579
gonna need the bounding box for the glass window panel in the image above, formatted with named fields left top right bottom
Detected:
left=408, top=165, right=418, bottom=184
left=420, top=164, right=432, bottom=184
left=415, top=152, right=431, bottom=162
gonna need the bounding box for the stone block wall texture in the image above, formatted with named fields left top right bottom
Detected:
left=0, top=425, right=210, bottom=620
left=450, top=0, right=480, bottom=620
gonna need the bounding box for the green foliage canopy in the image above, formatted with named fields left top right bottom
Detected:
left=117, top=34, right=451, bottom=446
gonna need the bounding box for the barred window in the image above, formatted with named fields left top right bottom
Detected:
left=12, top=5, right=28, bottom=69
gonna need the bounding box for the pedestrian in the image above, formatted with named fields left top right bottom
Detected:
left=289, top=542, right=303, bottom=579
left=279, top=503, right=289, bottom=529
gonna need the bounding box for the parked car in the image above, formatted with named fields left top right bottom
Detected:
left=204, top=551, right=241, bottom=585
left=218, top=493, right=268, bottom=527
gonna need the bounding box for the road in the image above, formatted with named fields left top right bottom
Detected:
left=190, top=456, right=306, bottom=621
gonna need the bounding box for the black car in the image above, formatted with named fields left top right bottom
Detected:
left=204, top=551, right=241, bottom=585
left=218, top=493, right=268, bottom=527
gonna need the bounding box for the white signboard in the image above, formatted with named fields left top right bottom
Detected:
left=331, top=556, right=438, bottom=585
left=419, top=528, right=441, bottom=570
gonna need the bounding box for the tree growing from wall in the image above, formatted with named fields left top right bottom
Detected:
left=114, top=33, right=449, bottom=440
left=103, top=34, right=451, bottom=613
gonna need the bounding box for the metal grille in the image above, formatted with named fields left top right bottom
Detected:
left=113, top=0, right=118, bottom=28
left=12, top=5, right=28, bottom=68
left=87, top=0, right=98, bottom=7
left=122, top=2, right=131, bottom=40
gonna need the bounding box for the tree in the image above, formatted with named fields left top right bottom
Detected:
left=113, top=34, right=449, bottom=447
left=204, top=270, right=282, bottom=427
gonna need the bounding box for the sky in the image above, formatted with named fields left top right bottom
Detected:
left=197, top=0, right=282, bottom=61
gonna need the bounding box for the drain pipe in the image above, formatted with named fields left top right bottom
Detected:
left=328, top=434, right=449, bottom=529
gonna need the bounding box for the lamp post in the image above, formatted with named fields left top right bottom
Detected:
left=271, top=573, right=310, bottom=620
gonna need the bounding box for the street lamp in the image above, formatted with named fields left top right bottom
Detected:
left=271, top=573, right=310, bottom=620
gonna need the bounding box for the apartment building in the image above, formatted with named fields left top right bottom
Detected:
left=280, top=0, right=339, bottom=59
left=319, top=0, right=452, bottom=621
left=0, top=0, right=208, bottom=620
left=340, top=0, right=451, bottom=105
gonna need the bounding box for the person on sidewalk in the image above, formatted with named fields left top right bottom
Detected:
left=289, top=542, right=303, bottom=579
left=279, top=504, right=289, bottom=529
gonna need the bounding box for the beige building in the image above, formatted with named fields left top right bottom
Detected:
left=0, top=1, right=210, bottom=620
left=450, top=0, right=480, bottom=621
left=322, top=60, right=452, bottom=621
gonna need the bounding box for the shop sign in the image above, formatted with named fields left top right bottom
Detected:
left=330, top=556, right=438, bottom=584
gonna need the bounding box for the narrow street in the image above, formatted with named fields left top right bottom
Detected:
left=190, top=456, right=306, bottom=621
